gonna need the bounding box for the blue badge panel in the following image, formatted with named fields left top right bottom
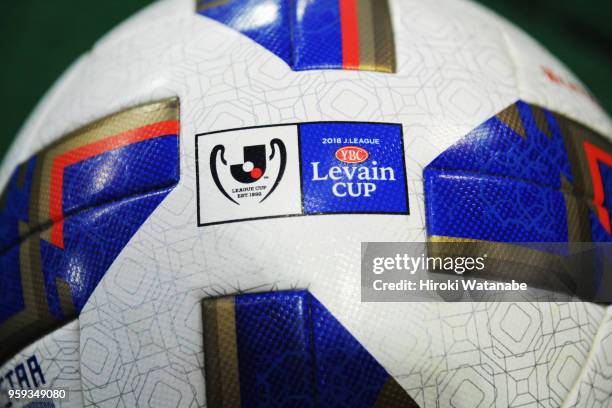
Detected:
left=299, top=122, right=408, bottom=214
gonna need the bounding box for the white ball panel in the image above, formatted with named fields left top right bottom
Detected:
left=562, top=307, right=612, bottom=408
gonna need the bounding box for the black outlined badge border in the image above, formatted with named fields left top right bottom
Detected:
left=195, top=121, right=410, bottom=227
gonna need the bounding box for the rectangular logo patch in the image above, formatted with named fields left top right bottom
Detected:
left=196, top=122, right=408, bottom=226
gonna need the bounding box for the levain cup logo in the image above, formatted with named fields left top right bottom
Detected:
left=311, top=146, right=396, bottom=198
left=210, top=139, right=287, bottom=205
left=196, top=122, right=408, bottom=226
left=300, top=122, right=408, bottom=214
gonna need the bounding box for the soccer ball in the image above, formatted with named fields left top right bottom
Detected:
left=1, top=0, right=611, bottom=407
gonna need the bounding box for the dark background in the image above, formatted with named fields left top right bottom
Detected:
left=0, top=0, right=610, bottom=162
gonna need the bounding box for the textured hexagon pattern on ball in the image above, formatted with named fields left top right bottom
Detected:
left=0, top=0, right=611, bottom=407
